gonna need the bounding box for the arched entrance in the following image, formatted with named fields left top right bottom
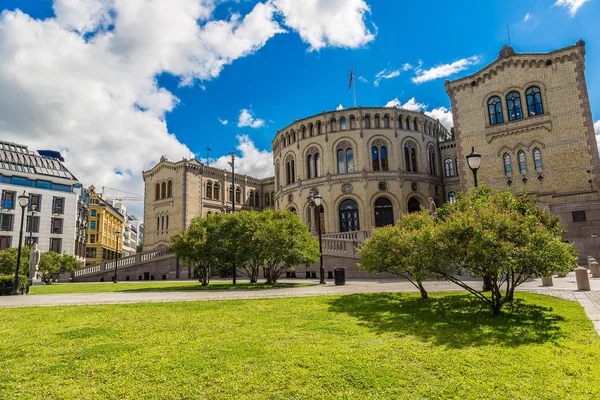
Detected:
left=339, top=199, right=360, bottom=232
left=374, top=197, right=394, bottom=227
left=407, top=197, right=421, bottom=213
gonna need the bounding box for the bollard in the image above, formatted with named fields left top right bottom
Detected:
left=591, top=262, right=600, bottom=278
left=588, top=257, right=596, bottom=269
left=542, top=277, right=553, bottom=287
left=575, top=267, right=591, bottom=291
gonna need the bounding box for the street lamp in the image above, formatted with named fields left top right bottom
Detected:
left=27, top=204, right=36, bottom=246
left=12, top=191, right=30, bottom=295
left=113, top=230, right=121, bottom=283
left=465, top=147, right=490, bottom=291
left=308, top=190, right=325, bottom=284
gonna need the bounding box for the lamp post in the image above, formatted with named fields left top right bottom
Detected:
left=12, top=191, right=30, bottom=295
left=113, top=230, right=121, bottom=283
left=27, top=204, right=36, bottom=246
left=466, top=147, right=490, bottom=291
left=308, top=190, right=325, bottom=284
left=228, top=152, right=236, bottom=285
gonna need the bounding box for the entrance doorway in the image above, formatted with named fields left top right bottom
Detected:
left=374, top=197, right=394, bottom=227
left=407, top=197, right=421, bottom=213
left=339, top=199, right=360, bottom=232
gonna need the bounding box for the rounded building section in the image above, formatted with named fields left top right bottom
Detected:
left=271, top=107, right=452, bottom=234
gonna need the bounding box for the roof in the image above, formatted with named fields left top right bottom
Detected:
left=0, top=140, right=77, bottom=181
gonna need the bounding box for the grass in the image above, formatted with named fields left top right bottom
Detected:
left=1, top=292, right=599, bottom=399
left=28, top=281, right=313, bottom=295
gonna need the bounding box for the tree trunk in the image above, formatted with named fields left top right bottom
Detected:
left=417, top=280, right=428, bottom=299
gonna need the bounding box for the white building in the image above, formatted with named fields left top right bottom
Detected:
left=110, top=201, right=136, bottom=257
left=128, top=215, right=144, bottom=251
left=0, top=141, right=84, bottom=258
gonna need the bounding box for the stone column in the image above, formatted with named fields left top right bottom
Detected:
left=575, top=267, right=591, bottom=291
left=590, top=261, right=600, bottom=278
left=309, top=205, right=317, bottom=235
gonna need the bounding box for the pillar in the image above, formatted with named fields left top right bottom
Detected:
left=575, top=267, right=591, bottom=291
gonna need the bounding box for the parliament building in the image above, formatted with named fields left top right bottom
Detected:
left=143, top=41, right=600, bottom=261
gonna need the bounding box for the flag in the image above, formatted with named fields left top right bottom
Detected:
left=347, top=68, right=354, bottom=91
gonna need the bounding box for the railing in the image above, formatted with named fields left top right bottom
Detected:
left=321, top=238, right=360, bottom=259
left=322, top=230, right=371, bottom=242
left=74, top=248, right=169, bottom=277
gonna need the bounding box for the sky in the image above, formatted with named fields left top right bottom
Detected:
left=0, top=0, right=599, bottom=221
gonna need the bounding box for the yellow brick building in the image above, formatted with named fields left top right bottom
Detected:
left=85, top=185, right=125, bottom=265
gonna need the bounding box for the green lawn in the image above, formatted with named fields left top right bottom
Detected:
left=28, top=281, right=312, bottom=295
left=1, top=292, right=599, bottom=399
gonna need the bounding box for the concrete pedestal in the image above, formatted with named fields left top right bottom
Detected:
left=575, top=267, right=591, bottom=291
left=590, top=262, right=600, bottom=278
left=541, top=277, right=553, bottom=287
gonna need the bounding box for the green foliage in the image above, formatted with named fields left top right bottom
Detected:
left=37, top=252, right=83, bottom=284
left=1, top=293, right=599, bottom=399
left=0, top=246, right=30, bottom=276
left=0, top=274, right=26, bottom=289
left=136, top=244, right=143, bottom=253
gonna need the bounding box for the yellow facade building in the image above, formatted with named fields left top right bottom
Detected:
left=85, top=185, right=125, bottom=265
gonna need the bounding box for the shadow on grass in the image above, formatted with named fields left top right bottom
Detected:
left=58, top=327, right=120, bottom=340
left=328, top=293, right=565, bottom=348
left=119, top=283, right=310, bottom=293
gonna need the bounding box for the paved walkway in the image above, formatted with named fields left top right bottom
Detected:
left=2, top=273, right=599, bottom=335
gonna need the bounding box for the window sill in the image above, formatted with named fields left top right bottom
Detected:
left=485, top=114, right=551, bottom=143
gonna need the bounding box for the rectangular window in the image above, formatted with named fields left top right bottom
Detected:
left=51, top=218, right=63, bottom=234
left=0, top=236, right=11, bottom=250
left=37, top=180, right=51, bottom=190
left=89, top=234, right=95, bottom=244
left=1, top=190, right=15, bottom=209
left=90, top=221, right=96, bottom=230
left=1, top=214, right=13, bottom=231
left=29, top=194, right=41, bottom=212
left=53, top=197, right=65, bottom=215
left=50, top=238, right=62, bottom=253
left=86, top=247, right=97, bottom=258
left=572, top=211, right=587, bottom=223
left=26, top=216, right=40, bottom=233
left=91, top=209, right=96, bottom=217
left=26, top=236, right=39, bottom=246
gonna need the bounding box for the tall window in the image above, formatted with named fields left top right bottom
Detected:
left=350, top=116, right=356, bottom=129
left=364, top=115, right=371, bottom=128
left=213, top=183, right=220, bottom=200
left=0, top=214, right=13, bottom=231
left=374, top=115, right=380, bottom=128
left=533, top=148, right=543, bottom=172
left=405, top=118, right=410, bottom=130
left=49, top=238, right=62, bottom=253
left=526, top=86, right=544, bottom=116
left=448, top=192, right=456, bottom=204
left=413, top=119, right=418, bottom=131
left=383, top=115, right=390, bottom=128
left=255, top=192, right=260, bottom=207
left=330, top=118, right=336, bottom=132
left=397, top=116, right=402, bottom=129
left=90, top=221, right=96, bottom=230
left=337, top=144, right=354, bottom=174
left=444, top=158, right=454, bottom=177
left=265, top=193, right=270, bottom=207
left=52, top=197, right=64, bottom=215
left=286, top=158, right=295, bottom=184
left=301, top=126, right=306, bottom=139
left=309, top=124, right=314, bottom=137
left=518, top=151, right=527, bottom=175
left=167, top=180, right=172, bottom=198
left=340, top=117, right=347, bottom=130
left=307, top=150, right=321, bottom=179
left=205, top=181, right=213, bottom=199
left=371, top=142, right=388, bottom=171
left=317, top=121, right=323, bottom=134
left=1, top=190, right=15, bottom=209
left=428, top=147, right=436, bottom=175
left=51, top=218, right=63, bottom=234
left=26, top=216, right=40, bottom=233
left=506, top=91, right=523, bottom=121
left=503, top=153, right=512, bottom=177
left=404, top=142, right=417, bottom=172
left=29, top=194, right=41, bottom=212
left=161, top=182, right=166, bottom=199
left=156, top=217, right=160, bottom=232
left=155, top=183, right=160, bottom=200
left=235, top=187, right=242, bottom=204
left=488, top=96, right=504, bottom=125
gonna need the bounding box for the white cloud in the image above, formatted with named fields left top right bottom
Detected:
left=524, top=13, right=531, bottom=22
left=412, top=56, right=480, bottom=84
left=209, top=135, right=273, bottom=178
left=374, top=66, right=402, bottom=87
left=271, top=0, right=375, bottom=51
left=238, top=109, right=265, bottom=128
left=358, top=76, right=368, bottom=83
left=402, top=63, right=413, bottom=71
left=554, top=0, right=590, bottom=16
left=384, top=97, right=454, bottom=130
left=595, top=120, right=600, bottom=133
left=336, top=104, right=344, bottom=110
left=218, top=118, right=229, bottom=125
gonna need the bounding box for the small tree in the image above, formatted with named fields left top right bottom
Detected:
left=359, top=212, right=436, bottom=299
left=169, top=218, right=210, bottom=285
left=0, top=247, right=30, bottom=276
left=37, top=252, right=82, bottom=283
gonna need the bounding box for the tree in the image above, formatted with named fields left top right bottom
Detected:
left=37, top=252, right=83, bottom=283
left=359, top=213, right=435, bottom=299
left=0, top=246, right=30, bottom=276
left=136, top=244, right=143, bottom=253
left=430, top=188, right=577, bottom=314
left=168, top=217, right=210, bottom=285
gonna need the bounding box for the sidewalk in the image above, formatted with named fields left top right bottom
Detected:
left=1, top=274, right=599, bottom=335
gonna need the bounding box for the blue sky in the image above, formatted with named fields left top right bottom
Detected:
left=0, top=0, right=599, bottom=218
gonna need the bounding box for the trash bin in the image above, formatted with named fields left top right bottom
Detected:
left=334, top=268, right=346, bottom=286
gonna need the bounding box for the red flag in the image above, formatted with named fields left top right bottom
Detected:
left=347, top=68, right=354, bottom=91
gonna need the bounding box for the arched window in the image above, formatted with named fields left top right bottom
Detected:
left=455, top=158, right=459, bottom=175
left=428, top=147, right=436, bottom=175
left=383, top=115, right=390, bottom=128
left=518, top=151, right=527, bottom=175
left=213, top=183, right=220, bottom=200
left=156, top=216, right=160, bottom=232
left=448, top=192, right=456, bottom=204
left=166, top=215, right=169, bottom=231
left=161, top=216, right=164, bottom=230
left=309, top=124, right=314, bottom=137
left=340, top=117, right=347, bottom=130
left=155, top=183, right=160, bottom=200
left=526, top=87, right=544, bottom=116
left=364, top=115, right=371, bottom=128
left=407, top=198, right=421, bottom=213
left=404, top=142, right=417, bottom=172
left=167, top=180, right=172, bottom=198
left=255, top=192, right=260, bottom=207
left=307, top=150, right=320, bottom=179
left=503, top=153, right=512, bottom=177
left=265, top=193, right=270, bottom=207
left=316, top=121, right=322, bottom=135
left=330, top=118, right=336, bottom=132
left=374, top=197, right=394, bottom=227
left=533, top=148, right=543, bottom=172
left=247, top=190, right=254, bottom=205
left=228, top=186, right=233, bottom=202
left=205, top=181, right=213, bottom=199
left=307, top=154, right=314, bottom=178
left=301, top=126, right=306, bottom=139
left=350, top=116, right=356, bottom=129
left=161, top=182, right=166, bottom=199
left=235, top=187, right=242, bottom=204
left=285, top=157, right=295, bottom=184
left=276, top=161, right=280, bottom=188
left=337, top=144, right=354, bottom=174
left=444, top=158, right=454, bottom=177
left=315, top=153, right=321, bottom=177
left=488, top=96, right=504, bottom=125
left=374, top=115, right=380, bottom=128
left=339, top=199, right=360, bottom=232
left=413, top=119, right=418, bottom=131
left=371, top=141, right=388, bottom=171
left=405, top=117, right=411, bottom=130
left=207, top=211, right=212, bottom=216
left=506, top=91, right=523, bottom=121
